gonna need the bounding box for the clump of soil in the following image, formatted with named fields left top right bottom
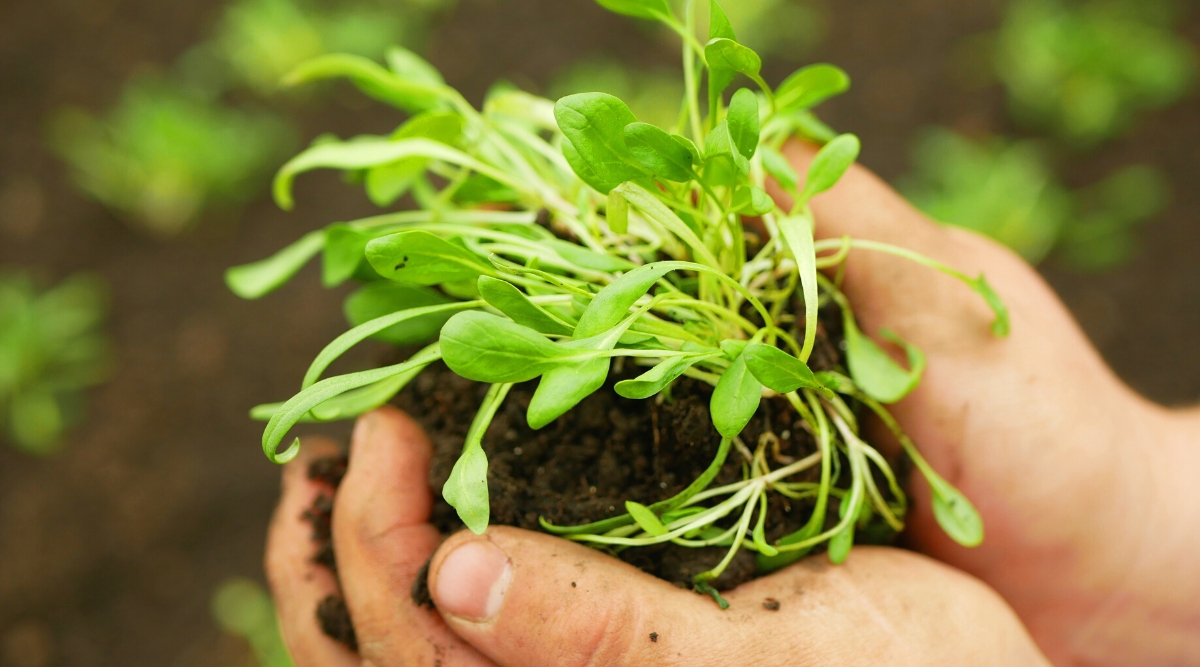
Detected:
left=302, top=302, right=890, bottom=650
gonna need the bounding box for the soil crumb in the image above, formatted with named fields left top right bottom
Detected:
left=316, top=594, right=358, bottom=651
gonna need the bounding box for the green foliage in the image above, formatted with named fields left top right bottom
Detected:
left=236, top=3, right=1009, bottom=602
left=0, top=271, right=110, bottom=455
left=211, top=578, right=294, bottom=667
left=901, top=128, right=1169, bottom=270
left=994, top=0, right=1196, bottom=145
left=49, top=77, right=293, bottom=236
left=48, top=0, right=454, bottom=236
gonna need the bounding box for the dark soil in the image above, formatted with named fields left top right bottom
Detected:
left=304, top=302, right=893, bottom=650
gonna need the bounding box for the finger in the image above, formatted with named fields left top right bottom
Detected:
left=265, top=437, right=358, bottom=667
left=332, top=406, right=493, bottom=666
left=428, top=530, right=1048, bottom=667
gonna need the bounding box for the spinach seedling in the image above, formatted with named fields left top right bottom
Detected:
left=232, top=0, right=1009, bottom=604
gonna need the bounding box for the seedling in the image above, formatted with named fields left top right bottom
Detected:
left=232, top=0, right=1009, bottom=603
left=211, top=578, right=294, bottom=667
left=901, top=127, right=1168, bottom=269
left=50, top=76, right=292, bottom=235
left=0, top=270, right=109, bottom=454
left=993, top=0, right=1196, bottom=146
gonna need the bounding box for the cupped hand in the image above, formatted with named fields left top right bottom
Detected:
left=772, top=140, right=1200, bottom=665
left=267, top=407, right=1049, bottom=667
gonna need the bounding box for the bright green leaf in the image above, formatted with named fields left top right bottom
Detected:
left=384, top=46, right=444, bottom=87
left=607, top=189, right=629, bottom=234
left=705, top=38, right=762, bottom=81
left=709, top=0, right=736, bottom=40
left=274, top=137, right=510, bottom=210
left=574, top=263, right=674, bottom=338
left=777, top=212, right=819, bottom=361
left=527, top=357, right=609, bottom=429
left=761, top=145, right=799, bottom=193
left=626, top=501, right=669, bottom=536
left=444, top=382, right=512, bottom=535
left=477, top=276, right=574, bottom=336
left=225, top=230, right=324, bottom=300
left=776, top=64, right=851, bottom=113
left=365, top=230, right=488, bottom=285
left=726, top=88, right=760, bottom=159
left=546, top=239, right=636, bottom=272
left=283, top=53, right=446, bottom=113
left=732, top=185, right=773, bottom=215
left=322, top=224, right=371, bottom=287
left=344, top=282, right=455, bottom=345
left=554, top=93, right=650, bottom=193
left=742, top=343, right=824, bottom=394
left=443, top=445, right=489, bottom=534
left=710, top=350, right=762, bottom=438
left=614, top=352, right=717, bottom=399
left=801, top=133, right=860, bottom=202
left=624, top=122, right=695, bottom=182
left=441, top=311, right=574, bottom=383
left=366, top=111, right=464, bottom=206
left=844, top=317, right=926, bottom=404
left=927, top=471, right=984, bottom=547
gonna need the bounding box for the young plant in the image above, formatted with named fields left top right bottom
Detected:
left=211, top=578, right=294, bottom=667
left=49, top=76, right=293, bottom=236
left=901, top=127, right=1168, bottom=270
left=0, top=270, right=110, bottom=454
left=993, top=0, right=1196, bottom=146
left=232, top=0, right=1009, bottom=605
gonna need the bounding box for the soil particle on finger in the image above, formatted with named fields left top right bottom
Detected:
left=309, top=453, right=349, bottom=488
left=650, top=632, right=659, bottom=643
left=762, top=598, right=781, bottom=611
left=316, top=594, right=358, bottom=651
left=411, top=557, right=435, bottom=609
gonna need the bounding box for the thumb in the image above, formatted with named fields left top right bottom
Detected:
left=425, top=529, right=1046, bottom=667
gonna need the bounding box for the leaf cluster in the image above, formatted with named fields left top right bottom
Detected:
left=232, top=0, right=1008, bottom=600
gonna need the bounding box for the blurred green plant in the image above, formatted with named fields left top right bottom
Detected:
left=0, top=271, right=110, bottom=455
left=994, top=0, right=1196, bottom=146
left=212, top=0, right=447, bottom=95
left=901, top=128, right=1168, bottom=270
left=49, top=0, right=455, bottom=236
left=698, top=0, right=826, bottom=57
left=49, top=77, right=294, bottom=236
left=212, top=578, right=294, bottom=667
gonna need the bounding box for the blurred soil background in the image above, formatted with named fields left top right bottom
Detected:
left=0, top=0, right=1196, bottom=665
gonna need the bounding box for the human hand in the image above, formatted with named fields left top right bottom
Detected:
left=771, top=140, right=1200, bottom=666
left=267, top=407, right=1049, bottom=667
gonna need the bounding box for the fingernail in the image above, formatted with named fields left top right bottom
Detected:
left=435, top=538, right=512, bottom=622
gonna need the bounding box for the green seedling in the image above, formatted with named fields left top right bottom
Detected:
left=993, top=0, right=1196, bottom=146
left=49, top=76, right=293, bottom=236
left=901, top=127, right=1169, bottom=269
left=0, top=270, right=110, bottom=455
left=211, top=578, right=294, bottom=667
left=211, top=0, right=450, bottom=95
left=233, top=0, right=1009, bottom=603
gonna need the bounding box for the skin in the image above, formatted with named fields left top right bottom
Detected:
left=265, top=142, right=1200, bottom=666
